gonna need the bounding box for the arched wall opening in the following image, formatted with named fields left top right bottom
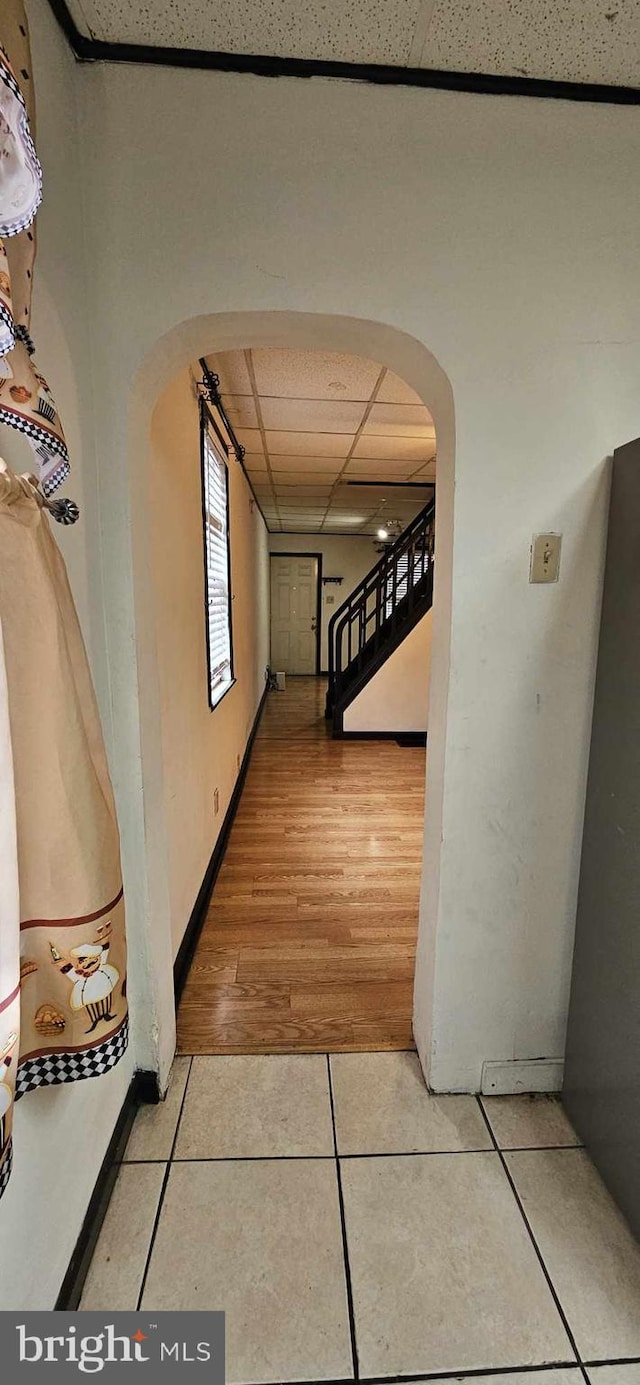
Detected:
left=126, top=311, right=456, bottom=1088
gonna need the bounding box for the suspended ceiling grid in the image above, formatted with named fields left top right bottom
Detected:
left=63, top=0, right=640, bottom=88
left=204, top=348, right=436, bottom=535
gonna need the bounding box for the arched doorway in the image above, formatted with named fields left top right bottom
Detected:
left=125, top=312, right=455, bottom=1088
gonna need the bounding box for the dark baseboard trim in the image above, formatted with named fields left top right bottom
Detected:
left=339, top=729, right=427, bottom=746
left=46, top=0, right=640, bottom=106
left=173, top=684, right=268, bottom=1003
left=55, top=688, right=268, bottom=1312
left=55, top=1068, right=157, bottom=1310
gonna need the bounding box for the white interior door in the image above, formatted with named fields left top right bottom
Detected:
left=270, top=556, right=319, bottom=674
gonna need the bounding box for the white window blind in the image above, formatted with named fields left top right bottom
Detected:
left=202, top=420, right=233, bottom=708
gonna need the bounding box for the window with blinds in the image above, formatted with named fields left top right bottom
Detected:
left=201, top=412, right=234, bottom=709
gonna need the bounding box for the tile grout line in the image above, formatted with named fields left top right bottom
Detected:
left=135, top=1055, right=194, bottom=1311
left=327, top=1053, right=360, bottom=1383
left=252, top=1364, right=586, bottom=1385
left=475, top=1096, right=589, bottom=1381
left=122, top=1142, right=584, bottom=1166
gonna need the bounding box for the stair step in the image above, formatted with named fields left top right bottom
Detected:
left=326, top=496, right=435, bottom=737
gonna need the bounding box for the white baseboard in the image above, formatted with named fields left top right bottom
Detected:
left=481, top=1058, right=564, bottom=1095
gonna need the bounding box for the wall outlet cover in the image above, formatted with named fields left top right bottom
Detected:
left=481, top=1058, right=564, bottom=1095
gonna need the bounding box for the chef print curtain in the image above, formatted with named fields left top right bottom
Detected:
left=0, top=7, right=128, bottom=1200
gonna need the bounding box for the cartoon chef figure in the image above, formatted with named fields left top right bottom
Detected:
left=0, top=1032, right=17, bottom=1152
left=50, top=920, right=120, bottom=1034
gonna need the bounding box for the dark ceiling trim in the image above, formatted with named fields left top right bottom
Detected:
left=346, top=479, right=435, bottom=488
left=48, top=0, right=640, bottom=105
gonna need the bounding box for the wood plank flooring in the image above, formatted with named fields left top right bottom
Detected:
left=177, top=676, right=426, bottom=1053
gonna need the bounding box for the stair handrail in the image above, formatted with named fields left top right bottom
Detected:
left=327, top=497, right=435, bottom=710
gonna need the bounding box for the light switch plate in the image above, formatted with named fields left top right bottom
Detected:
left=530, top=532, right=562, bottom=583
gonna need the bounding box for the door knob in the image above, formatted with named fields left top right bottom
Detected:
left=311, top=620, right=317, bottom=631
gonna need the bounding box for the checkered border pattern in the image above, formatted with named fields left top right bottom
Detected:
left=0, top=48, right=43, bottom=238
left=0, top=404, right=69, bottom=461
left=0, top=1137, right=13, bottom=1200
left=40, top=455, right=71, bottom=497
left=0, top=300, right=15, bottom=355
left=15, top=1014, right=129, bottom=1101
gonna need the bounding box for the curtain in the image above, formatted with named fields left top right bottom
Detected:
left=0, top=612, right=19, bottom=1196
left=0, top=464, right=128, bottom=1197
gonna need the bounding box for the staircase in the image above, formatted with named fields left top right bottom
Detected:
left=325, top=498, right=435, bottom=736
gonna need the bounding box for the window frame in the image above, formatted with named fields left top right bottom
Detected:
left=200, top=399, right=235, bottom=711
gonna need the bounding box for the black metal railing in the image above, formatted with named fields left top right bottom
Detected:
left=326, top=498, right=435, bottom=718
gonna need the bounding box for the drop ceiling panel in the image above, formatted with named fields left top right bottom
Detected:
left=65, top=0, right=640, bottom=87
left=421, top=0, right=640, bottom=87
left=259, top=397, right=365, bottom=433
left=269, top=469, right=339, bottom=484
left=411, top=460, right=437, bottom=480
left=352, top=434, right=436, bottom=462
left=200, top=347, right=437, bottom=532
left=251, top=348, right=384, bottom=400
left=204, top=351, right=252, bottom=395
left=67, top=0, right=424, bottom=64
left=364, top=402, right=435, bottom=435
left=344, top=457, right=417, bottom=477
left=274, top=488, right=334, bottom=499
left=235, top=428, right=263, bottom=454
left=336, top=482, right=433, bottom=504
left=220, top=395, right=258, bottom=428
left=266, top=431, right=353, bottom=458
left=269, top=455, right=344, bottom=473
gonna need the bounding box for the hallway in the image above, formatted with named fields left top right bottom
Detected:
left=177, top=677, right=425, bottom=1053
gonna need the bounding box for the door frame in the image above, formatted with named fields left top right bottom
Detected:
left=269, top=551, right=324, bottom=676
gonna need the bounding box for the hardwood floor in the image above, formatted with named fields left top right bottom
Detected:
left=177, top=676, right=426, bottom=1053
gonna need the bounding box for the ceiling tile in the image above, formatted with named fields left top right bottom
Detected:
left=74, top=0, right=424, bottom=64
left=245, top=453, right=268, bottom=472
left=66, top=0, right=640, bottom=90
left=236, top=429, right=264, bottom=455
left=364, top=402, right=435, bottom=436
left=251, top=348, right=383, bottom=400
left=205, top=351, right=252, bottom=395
left=273, top=489, right=333, bottom=499
left=323, top=512, right=370, bottom=526
left=336, top=481, right=433, bottom=504
left=352, top=435, right=435, bottom=462
left=221, top=394, right=258, bottom=428
left=344, top=458, right=415, bottom=477
left=377, top=370, right=425, bottom=405
left=266, top=431, right=352, bottom=457
left=421, top=0, right=640, bottom=87
left=410, top=460, right=437, bottom=481
left=259, top=397, right=364, bottom=433
left=268, top=468, right=339, bottom=483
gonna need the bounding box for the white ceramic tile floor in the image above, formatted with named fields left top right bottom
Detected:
left=481, top=1093, right=582, bottom=1150
left=174, top=1053, right=334, bottom=1158
left=81, top=1053, right=640, bottom=1382
left=330, top=1050, right=492, bottom=1153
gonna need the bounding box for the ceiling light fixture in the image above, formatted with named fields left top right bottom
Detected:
left=377, top=527, right=389, bottom=539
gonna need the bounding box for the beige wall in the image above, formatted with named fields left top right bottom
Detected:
left=268, top=532, right=378, bottom=669
left=149, top=370, right=270, bottom=957
left=344, top=610, right=432, bottom=733
left=76, top=55, right=637, bottom=1097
